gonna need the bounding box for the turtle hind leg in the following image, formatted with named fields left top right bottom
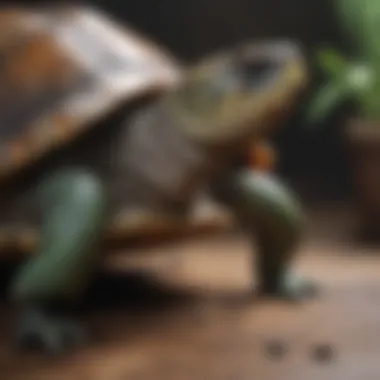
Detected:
left=211, top=169, right=318, bottom=302
left=9, top=168, right=106, bottom=355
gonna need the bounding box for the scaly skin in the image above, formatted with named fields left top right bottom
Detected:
left=212, top=169, right=315, bottom=299
left=9, top=40, right=315, bottom=355
left=11, top=170, right=106, bottom=354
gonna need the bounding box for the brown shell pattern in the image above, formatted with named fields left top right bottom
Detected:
left=0, top=6, right=180, bottom=182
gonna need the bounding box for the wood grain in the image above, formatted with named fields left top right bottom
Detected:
left=0, top=208, right=379, bottom=380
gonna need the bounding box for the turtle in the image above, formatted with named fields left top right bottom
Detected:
left=0, top=5, right=316, bottom=355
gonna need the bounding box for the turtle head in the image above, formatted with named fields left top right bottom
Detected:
left=166, top=40, right=309, bottom=146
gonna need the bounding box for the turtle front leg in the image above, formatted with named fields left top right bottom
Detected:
left=9, top=169, right=106, bottom=355
left=211, top=169, right=318, bottom=301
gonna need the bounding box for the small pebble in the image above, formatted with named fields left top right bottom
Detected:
left=312, top=344, right=334, bottom=363
left=264, top=340, right=287, bottom=360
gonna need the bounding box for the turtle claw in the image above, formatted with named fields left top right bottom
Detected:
left=276, top=274, right=319, bottom=302
left=15, top=309, right=87, bottom=355
left=260, top=271, right=319, bottom=302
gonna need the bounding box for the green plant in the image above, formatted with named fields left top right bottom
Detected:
left=306, top=0, right=380, bottom=125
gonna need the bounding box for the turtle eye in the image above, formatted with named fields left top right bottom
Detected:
left=240, top=58, right=283, bottom=91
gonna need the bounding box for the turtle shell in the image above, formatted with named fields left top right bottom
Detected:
left=0, top=5, right=181, bottom=183
left=0, top=7, right=234, bottom=258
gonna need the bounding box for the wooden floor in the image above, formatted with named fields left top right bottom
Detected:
left=1, top=205, right=380, bottom=380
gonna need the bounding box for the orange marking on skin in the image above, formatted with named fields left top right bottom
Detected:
left=248, top=140, right=276, bottom=171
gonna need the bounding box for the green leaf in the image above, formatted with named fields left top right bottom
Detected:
left=335, top=0, right=380, bottom=63
left=303, top=81, right=351, bottom=127
left=316, top=48, right=348, bottom=79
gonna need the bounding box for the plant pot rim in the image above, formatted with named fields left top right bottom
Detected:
left=346, top=117, right=380, bottom=141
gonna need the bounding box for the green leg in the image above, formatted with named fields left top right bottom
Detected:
left=212, top=169, right=318, bottom=301
left=9, top=168, right=106, bottom=354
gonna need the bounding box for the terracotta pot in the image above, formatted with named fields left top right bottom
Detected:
left=347, top=118, right=380, bottom=239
